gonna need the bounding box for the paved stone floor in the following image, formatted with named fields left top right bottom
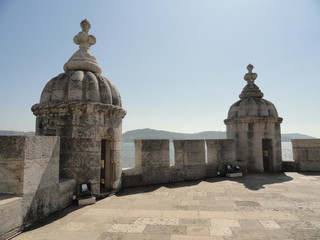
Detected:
left=14, top=172, right=320, bottom=240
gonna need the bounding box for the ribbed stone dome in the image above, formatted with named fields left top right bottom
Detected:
left=37, top=19, right=122, bottom=107
left=39, top=70, right=122, bottom=106
left=227, top=98, right=278, bottom=118
left=226, top=64, right=278, bottom=119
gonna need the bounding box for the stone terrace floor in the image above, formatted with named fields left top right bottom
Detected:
left=14, top=172, right=320, bottom=240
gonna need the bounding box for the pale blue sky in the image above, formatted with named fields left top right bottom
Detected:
left=0, top=0, right=320, bottom=137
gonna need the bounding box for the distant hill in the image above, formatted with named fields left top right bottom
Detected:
left=281, top=133, right=316, bottom=142
left=0, top=129, right=315, bottom=142
left=123, top=128, right=316, bottom=142
left=122, top=128, right=226, bottom=142
left=0, top=130, right=35, bottom=136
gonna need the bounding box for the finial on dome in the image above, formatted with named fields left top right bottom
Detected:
left=239, top=64, right=264, bottom=99
left=64, top=19, right=102, bottom=74
left=80, top=19, right=91, bottom=33
left=73, top=19, right=96, bottom=49
left=244, top=64, right=258, bottom=84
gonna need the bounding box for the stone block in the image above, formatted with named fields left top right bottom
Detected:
left=292, top=139, right=320, bottom=171
left=169, top=166, right=184, bottom=182
left=142, top=169, right=170, bottom=185
left=0, top=160, right=24, bottom=194
left=0, top=195, right=23, bottom=239
left=0, top=136, right=60, bottom=195
left=282, top=161, right=297, bottom=172
left=0, top=136, right=25, bottom=159
left=206, top=139, right=235, bottom=163
left=71, top=126, right=96, bottom=138
left=183, top=165, right=207, bottom=180
left=122, top=173, right=143, bottom=188
left=24, top=159, right=59, bottom=193
left=135, top=140, right=170, bottom=169
left=25, top=136, right=60, bottom=160
left=226, top=172, right=243, bottom=177
left=23, top=137, right=60, bottom=194
left=22, top=184, right=60, bottom=226
left=60, top=166, right=100, bottom=193
left=0, top=137, right=25, bottom=194
left=173, top=140, right=205, bottom=166
left=60, top=138, right=100, bottom=153
left=59, top=179, right=76, bottom=210
left=205, top=164, right=219, bottom=177
left=78, top=196, right=96, bottom=206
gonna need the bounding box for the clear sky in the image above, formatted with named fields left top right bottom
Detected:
left=0, top=0, right=320, bottom=137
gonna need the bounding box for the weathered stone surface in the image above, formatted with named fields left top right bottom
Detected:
left=0, top=196, right=23, bottom=239
left=174, top=140, right=205, bottom=166
left=0, top=137, right=25, bottom=194
left=31, top=20, right=126, bottom=195
left=122, top=139, right=237, bottom=188
left=0, top=136, right=70, bottom=238
left=292, top=139, right=320, bottom=171
left=122, top=173, right=143, bottom=188
left=282, top=160, right=297, bottom=172
left=22, top=184, right=60, bottom=225
left=58, top=178, right=76, bottom=210
left=182, top=165, right=207, bottom=180
left=142, top=169, right=170, bottom=185
left=224, top=65, right=283, bottom=173
left=23, top=137, right=60, bottom=194
left=206, top=139, right=236, bottom=175
left=135, top=140, right=170, bottom=169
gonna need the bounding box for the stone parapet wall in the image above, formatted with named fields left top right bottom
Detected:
left=122, top=139, right=236, bottom=188
left=291, top=139, right=320, bottom=171
left=0, top=136, right=75, bottom=239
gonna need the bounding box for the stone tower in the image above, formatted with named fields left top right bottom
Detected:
left=224, top=64, right=283, bottom=173
left=32, top=20, right=126, bottom=195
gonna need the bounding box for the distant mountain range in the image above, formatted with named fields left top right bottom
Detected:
left=0, top=130, right=35, bottom=136
left=0, top=129, right=316, bottom=142
left=122, top=128, right=316, bottom=142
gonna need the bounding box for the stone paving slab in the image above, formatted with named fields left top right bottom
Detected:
left=12, top=172, right=320, bottom=240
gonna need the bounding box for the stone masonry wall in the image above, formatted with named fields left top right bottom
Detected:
left=0, top=136, right=75, bottom=239
left=292, top=139, right=320, bottom=171
left=226, top=118, right=282, bottom=173
left=34, top=103, right=124, bottom=194
left=122, top=139, right=236, bottom=188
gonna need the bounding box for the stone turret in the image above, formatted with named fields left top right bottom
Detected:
left=32, top=20, right=126, bottom=195
left=224, top=64, right=283, bottom=173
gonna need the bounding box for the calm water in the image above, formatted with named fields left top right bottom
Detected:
left=122, top=141, right=293, bottom=168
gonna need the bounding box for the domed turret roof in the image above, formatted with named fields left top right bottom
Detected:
left=36, top=19, right=122, bottom=107
left=226, top=64, right=278, bottom=119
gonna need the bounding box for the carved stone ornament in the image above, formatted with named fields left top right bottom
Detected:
left=239, top=64, right=264, bottom=99
left=64, top=19, right=102, bottom=74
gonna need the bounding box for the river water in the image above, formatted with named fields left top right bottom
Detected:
left=122, top=141, right=293, bottom=168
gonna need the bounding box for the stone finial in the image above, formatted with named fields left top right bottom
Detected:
left=64, top=19, right=102, bottom=74
left=73, top=19, right=96, bottom=49
left=239, top=64, right=264, bottom=99
left=244, top=64, right=258, bottom=84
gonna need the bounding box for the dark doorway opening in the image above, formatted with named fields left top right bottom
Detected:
left=101, top=140, right=111, bottom=189
left=262, top=139, right=273, bottom=172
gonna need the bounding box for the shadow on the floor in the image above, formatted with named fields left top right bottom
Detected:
left=117, top=173, right=294, bottom=197
left=297, top=171, right=320, bottom=176
left=223, top=173, right=293, bottom=190
left=20, top=204, right=85, bottom=233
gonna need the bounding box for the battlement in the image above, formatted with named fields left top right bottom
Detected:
left=122, top=139, right=236, bottom=188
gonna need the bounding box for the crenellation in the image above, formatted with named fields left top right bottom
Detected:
left=292, top=139, right=320, bottom=171
left=2, top=20, right=320, bottom=239
left=122, top=139, right=237, bottom=188
left=174, top=140, right=206, bottom=166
